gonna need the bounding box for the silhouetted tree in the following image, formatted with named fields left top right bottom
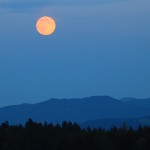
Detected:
left=0, top=119, right=150, bottom=150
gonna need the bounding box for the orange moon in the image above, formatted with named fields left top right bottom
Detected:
left=36, top=16, right=56, bottom=36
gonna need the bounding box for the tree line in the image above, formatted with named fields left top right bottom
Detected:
left=0, top=119, right=150, bottom=150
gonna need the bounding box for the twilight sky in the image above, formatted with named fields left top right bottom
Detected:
left=0, top=0, right=150, bottom=107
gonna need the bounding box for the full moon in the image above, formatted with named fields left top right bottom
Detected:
left=36, top=16, right=56, bottom=36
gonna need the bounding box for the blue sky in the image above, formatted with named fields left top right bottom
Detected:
left=0, top=0, right=150, bottom=106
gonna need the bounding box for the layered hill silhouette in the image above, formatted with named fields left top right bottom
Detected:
left=121, top=97, right=150, bottom=109
left=0, top=96, right=150, bottom=128
left=81, top=117, right=150, bottom=129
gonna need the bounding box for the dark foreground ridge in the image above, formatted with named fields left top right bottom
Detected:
left=0, top=119, right=150, bottom=150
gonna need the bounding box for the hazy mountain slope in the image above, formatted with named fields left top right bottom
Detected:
left=80, top=118, right=141, bottom=130
left=122, top=98, right=150, bottom=109
left=0, top=96, right=150, bottom=124
left=81, top=116, right=150, bottom=130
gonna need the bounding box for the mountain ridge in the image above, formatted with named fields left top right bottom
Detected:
left=0, top=96, right=150, bottom=126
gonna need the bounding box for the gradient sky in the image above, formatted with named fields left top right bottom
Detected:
left=0, top=0, right=150, bottom=107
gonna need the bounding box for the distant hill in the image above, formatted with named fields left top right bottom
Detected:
left=0, top=96, right=150, bottom=125
left=80, top=118, right=140, bottom=129
left=80, top=117, right=150, bottom=130
left=121, top=98, right=150, bottom=109
left=120, top=97, right=136, bottom=102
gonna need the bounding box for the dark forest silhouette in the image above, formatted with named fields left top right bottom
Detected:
left=0, top=119, right=150, bottom=150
